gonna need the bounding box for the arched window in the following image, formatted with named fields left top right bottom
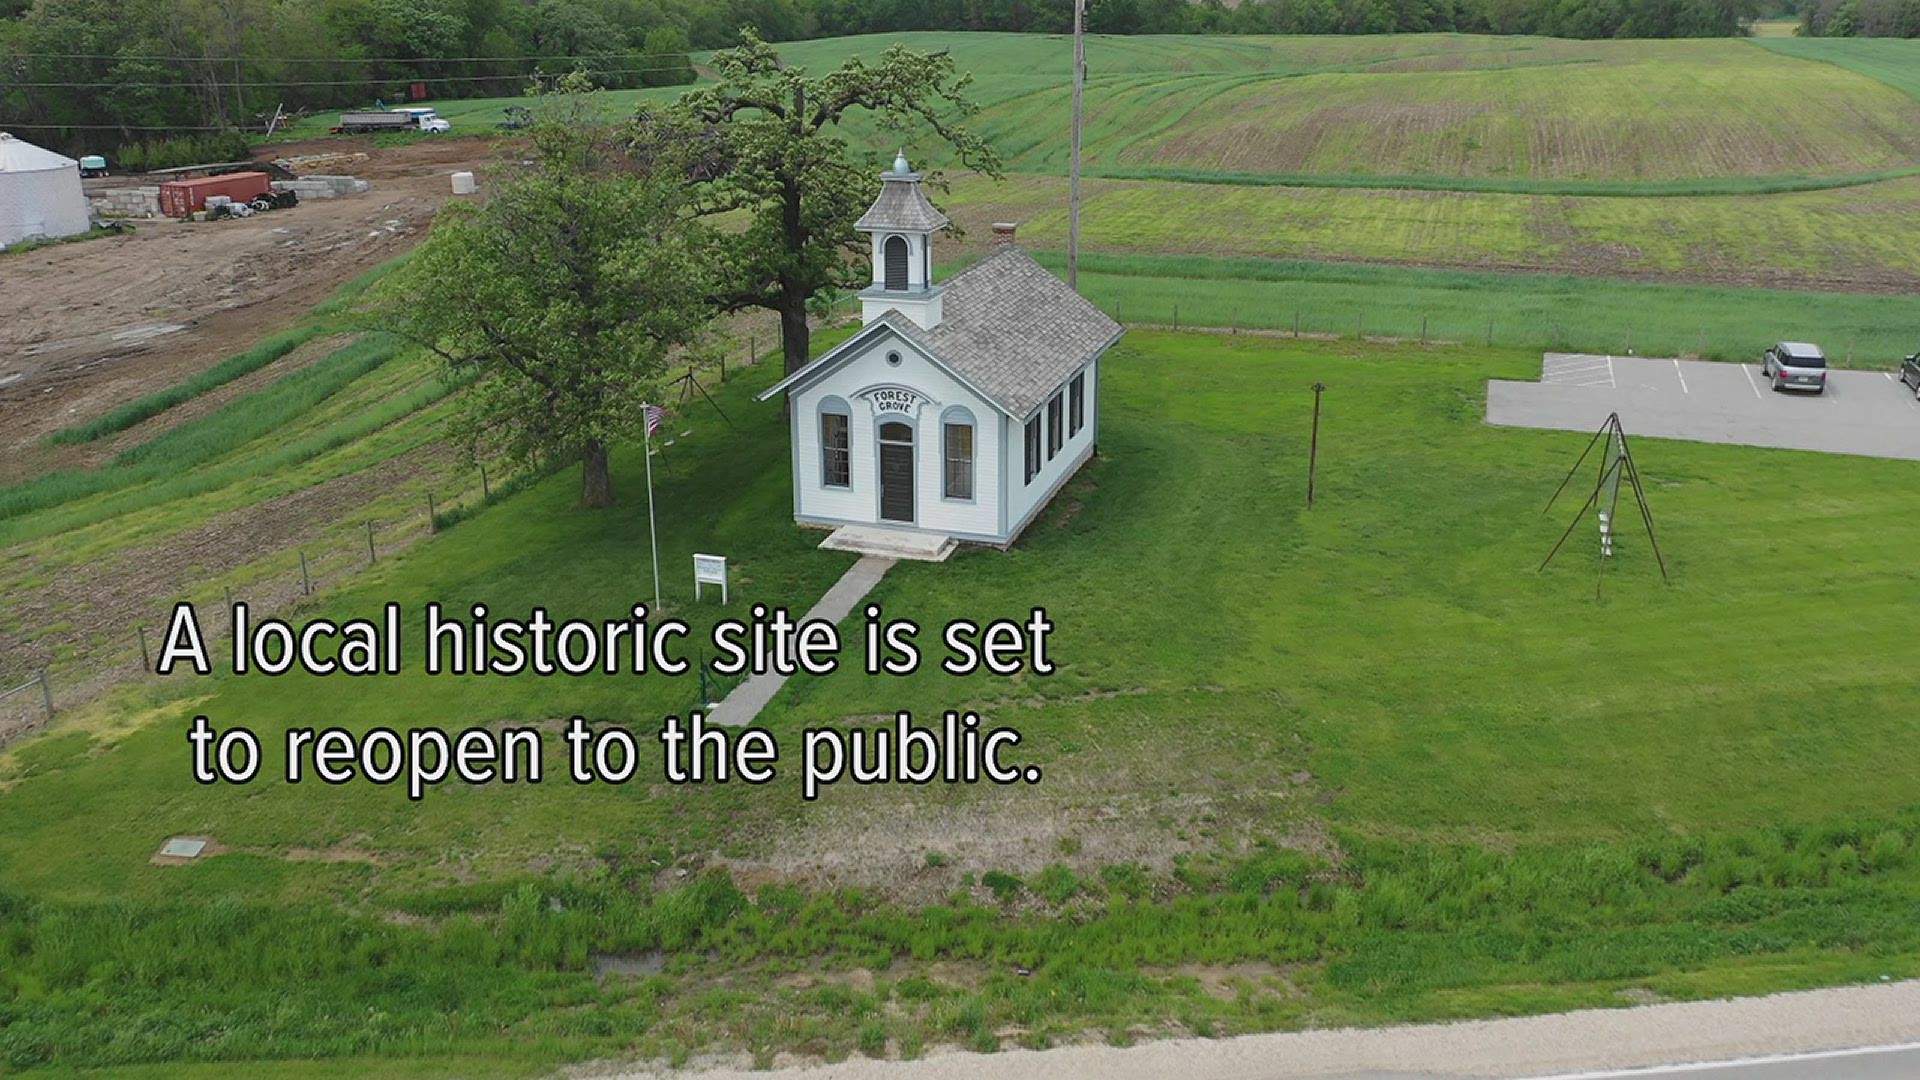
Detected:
left=941, top=406, right=975, bottom=501
left=819, top=396, right=851, bottom=488
left=883, top=235, right=910, bottom=291
left=879, top=421, right=913, bottom=443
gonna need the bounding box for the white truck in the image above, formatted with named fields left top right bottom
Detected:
left=332, top=108, right=452, bottom=135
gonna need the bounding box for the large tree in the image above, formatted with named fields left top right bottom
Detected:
left=371, top=86, right=716, bottom=508
left=636, top=31, right=1000, bottom=377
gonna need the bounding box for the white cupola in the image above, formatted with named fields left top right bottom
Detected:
left=854, top=149, right=950, bottom=330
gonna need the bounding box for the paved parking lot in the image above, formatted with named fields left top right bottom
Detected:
left=1488, top=354, right=1920, bottom=461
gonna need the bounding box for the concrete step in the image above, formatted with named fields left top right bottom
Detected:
left=818, top=525, right=956, bottom=563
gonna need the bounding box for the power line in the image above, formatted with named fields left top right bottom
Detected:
left=0, top=122, right=249, bottom=130
left=10, top=65, right=698, bottom=89
left=4, top=49, right=699, bottom=64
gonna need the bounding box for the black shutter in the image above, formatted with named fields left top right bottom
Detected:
left=884, top=236, right=909, bottom=291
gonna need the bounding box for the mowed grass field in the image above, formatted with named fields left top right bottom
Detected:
left=939, top=173, right=1920, bottom=295
left=311, top=34, right=1920, bottom=190
left=6, top=328, right=1920, bottom=1072
left=282, top=33, right=1920, bottom=296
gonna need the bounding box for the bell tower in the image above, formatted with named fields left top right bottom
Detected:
left=855, top=150, right=949, bottom=330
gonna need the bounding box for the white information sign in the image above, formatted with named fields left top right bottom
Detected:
left=693, top=553, right=729, bottom=604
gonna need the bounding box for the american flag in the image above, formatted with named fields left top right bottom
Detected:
left=644, top=404, right=670, bottom=437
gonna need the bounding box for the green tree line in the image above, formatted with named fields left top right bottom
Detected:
left=1799, top=0, right=1920, bottom=35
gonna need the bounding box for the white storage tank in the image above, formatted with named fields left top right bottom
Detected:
left=450, top=171, right=476, bottom=195
left=0, top=132, right=91, bottom=247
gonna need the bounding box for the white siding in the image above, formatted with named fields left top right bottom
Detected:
left=1003, top=356, right=1098, bottom=540
left=790, top=332, right=1003, bottom=540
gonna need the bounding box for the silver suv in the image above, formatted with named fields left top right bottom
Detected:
left=1763, top=341, right=1828, bottom=394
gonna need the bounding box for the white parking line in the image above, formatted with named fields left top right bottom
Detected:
left=1673, top=359, right=1689, bottom=394
left=1522, top=1041, right=1920, bottom=1079
left=1607, top=355, right=1616, bottom=388
left=1742, top=365, right=1763, bottom=399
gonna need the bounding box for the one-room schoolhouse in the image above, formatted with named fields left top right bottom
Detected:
left=757, top=151, right=1123, bottom=550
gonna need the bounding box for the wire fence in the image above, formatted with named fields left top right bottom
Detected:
left=0, top=337, right=777, bottom=749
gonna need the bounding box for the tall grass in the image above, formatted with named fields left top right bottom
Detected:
left=44, top=326, right=330, bottom=446
left=0, top=336, right=406, bottom=527
left=3, top=813, right=1917, bottom=1070
left=0, top=359, right=466, bottom=547
left=311, top=252, right=417, bottom=318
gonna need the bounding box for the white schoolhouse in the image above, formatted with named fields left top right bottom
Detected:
left=758, top=152, right=1123, bottom=550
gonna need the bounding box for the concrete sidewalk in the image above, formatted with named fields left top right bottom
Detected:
left=596, top=979, right=1920, bottom=1080
left=703, top=555, right=895, bottom=728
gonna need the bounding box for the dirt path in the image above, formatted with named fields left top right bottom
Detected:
left=590, top=979, right=1920, bottom=1079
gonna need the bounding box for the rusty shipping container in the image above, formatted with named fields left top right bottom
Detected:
left=157, top=172, right=272, bottom=218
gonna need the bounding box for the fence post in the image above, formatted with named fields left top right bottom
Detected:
left=1698, top=329, right=1706, bottom=358
left=1486, top=317, right=1494, bottom=347
left=366, top=521, right=377, bottom=563
left=1293, top=311, right=1300, bottom=339
left=719, top=352, right=727, bottom=382
left=1624, top=329, right=1633, bottom=355
left=1357, top=312, right=1364, bottom=341
left=427, top=492, right=438, bottom=534
left=300, top=552, right=312, bottom=596
left=138, top=625, right=150, bottom=672
left=1172, top=303, right=1179, bottom=331
left=1420, top=315, right=1428, bottom=345
left=38, top=668, right=52, bottom=721
left=481, top=463, right=490, bottom=500
left=1231, top=308, right=1238, bottom=335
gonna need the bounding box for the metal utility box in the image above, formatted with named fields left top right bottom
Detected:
left=158, top=172, right=272, bottom=217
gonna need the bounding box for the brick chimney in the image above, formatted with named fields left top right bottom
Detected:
left=991, top=221, right=1018, bottom=249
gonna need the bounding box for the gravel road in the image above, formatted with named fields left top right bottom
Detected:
left=587, top=979, right=1920, bottom=1080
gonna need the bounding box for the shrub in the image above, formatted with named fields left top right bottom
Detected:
left=1101, top=863, right=1151, bottom=900
left=114, top=132, right=254, bottom=173
left=981, top=871, right=1023, bottom=902
left=1867, top=830, right=1909, bottom=872
left=1033, top=865, right=1082, bottom=905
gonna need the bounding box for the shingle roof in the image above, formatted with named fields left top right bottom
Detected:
left=854, top=174, right=950, bottom=233
left=892, top=246, right=1123, bottom=416
left=758, top=247, right=1123, bottom=417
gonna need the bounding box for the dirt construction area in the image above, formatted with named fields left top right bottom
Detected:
left=1488, top=353, right=1920, bottom=461
left=0, top=137, right=498, bottom=483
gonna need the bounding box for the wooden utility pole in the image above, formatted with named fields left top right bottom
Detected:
left=1307, top=383, right=1326, bottom=508
left=1068, top=0, right=1086, bottom=291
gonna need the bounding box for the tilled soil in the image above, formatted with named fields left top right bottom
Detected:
left=0, top=138, right=501, bottom=482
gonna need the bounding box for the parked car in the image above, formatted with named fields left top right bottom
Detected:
left=1762, top=341, right=1828, bottom=394
left=1900, top=350, right=1920, bottom=400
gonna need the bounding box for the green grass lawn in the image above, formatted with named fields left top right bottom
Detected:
left=6, top=329, right=1920, bottom=1073
left=1034, top=252, right=1920, bottom=362
left=273, top=32, right=1920, bottom=293
left=1751, top=37, right=1920, bottom=103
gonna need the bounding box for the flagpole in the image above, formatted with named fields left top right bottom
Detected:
left=643, top=408, right=662, bottom=611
